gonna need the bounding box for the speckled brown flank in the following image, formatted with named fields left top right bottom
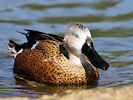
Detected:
left=14, top=40, right=99, bottom=84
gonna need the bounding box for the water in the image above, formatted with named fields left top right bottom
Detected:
left=0, top=0, right=133, bottom=98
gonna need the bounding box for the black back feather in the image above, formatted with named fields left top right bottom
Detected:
left=9, top=30, right=69, bottom=59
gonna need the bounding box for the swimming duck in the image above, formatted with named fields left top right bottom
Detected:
left=7, top=24, right=109, bottom=84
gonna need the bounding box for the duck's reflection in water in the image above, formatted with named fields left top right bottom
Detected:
left=14, top=76, right=98, bottom=95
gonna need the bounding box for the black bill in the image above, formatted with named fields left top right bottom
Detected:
left=82, top=42, right=109, bottom=71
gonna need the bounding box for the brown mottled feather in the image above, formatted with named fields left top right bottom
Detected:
left=14, top=40, right=99, bottom=84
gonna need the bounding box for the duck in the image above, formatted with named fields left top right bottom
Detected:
left=7, top=24, right=109, bottom=84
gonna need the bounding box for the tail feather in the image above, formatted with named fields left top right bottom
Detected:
left=7, top=40, right=22, bottom=58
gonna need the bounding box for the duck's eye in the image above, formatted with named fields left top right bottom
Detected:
left=72, top=33, right=79, bottom=38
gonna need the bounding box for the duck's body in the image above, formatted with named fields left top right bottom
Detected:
left=14, top=40, right=99, bottom=84
left=7, top=24, right=109, bottom=84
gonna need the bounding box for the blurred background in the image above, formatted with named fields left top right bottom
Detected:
left=0, top=0, right=133, bottom=98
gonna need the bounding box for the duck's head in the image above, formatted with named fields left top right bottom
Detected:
left=63, top=24, right=109, bottom=71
